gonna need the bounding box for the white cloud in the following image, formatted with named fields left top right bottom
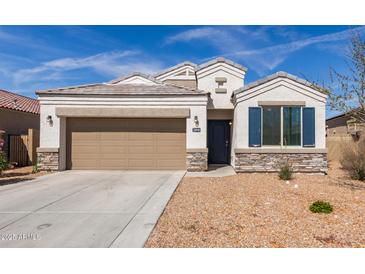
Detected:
left=12, top=50, right=164, bottom=85
left=164, top=27, right=224, bottom=44
left=226, top=26, right=365, bottom=75
left=165, top=26, right=365, bottom=76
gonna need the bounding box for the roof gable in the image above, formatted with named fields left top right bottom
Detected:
left=155, top=61, right=197, bottom=81
left=234, top=71, right=327, bottom=96
left=108, top=72, right=161, bottom=85
left=233, top=73, right=327, bottom=104
left=196, top=58, right=247, bottom=79
left=196, top=57, right=247, bottom=73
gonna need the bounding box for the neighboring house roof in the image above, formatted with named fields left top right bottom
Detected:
left=196, top=57, right=248, bottom=72
left=108, top=72, right=163, bottom=85
left=326, top=112, right=347, bottom=121
left=0, top=89, right=39, bottom=114
left=232, top=71, right=327, bottom=96
left=154, top=61, right=197, bottom=78
left=36, top=82, right=207, bottom=96
left=326, top=108, right=364, bottom=121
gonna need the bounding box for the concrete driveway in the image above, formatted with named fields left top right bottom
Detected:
left=0, top=170, right=185, bottom=248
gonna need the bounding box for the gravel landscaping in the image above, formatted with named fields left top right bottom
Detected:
left=0, top=166, right=47, bottom=186
left=145, top=162, right=365, bottom=248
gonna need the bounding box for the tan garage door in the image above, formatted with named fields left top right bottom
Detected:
left=66, top=118, right=186, bottom=170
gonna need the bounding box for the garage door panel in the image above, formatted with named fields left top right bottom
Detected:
left=72, top=154, right=101, bottom=161
left=128, top=132, right=154, bottom=140
left=98, top=141, right=129, bottom=148
left=72, top=146, right=99, bottom=154
left=157, top=159, right=186, bottom=169
left=129, top=146, right=155, bottom=154
left=99, top=159, right=128, bottom=169
left=156, top=146, right=185, bottom=154
left=67, top=118, right=186, bottom=170
left=71, top=159, right=99, bottom=169
left=98, top=153, right=128, bottom=160
left=157, top=139, right=185, bottom=147
left=128, top=140, right=155, bottom=147
left=99, top=146, right=128, bottom=154
left=156, top=133, right=185, bottom=140
left=99, top=132, right=128, bottom=140
left=72, top=132, right=99, bottom=141
left=128, top=159, right=156, bottom=169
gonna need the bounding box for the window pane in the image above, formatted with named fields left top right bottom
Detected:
left=263, top=106, right=281, bottom=145
left=283, top=107, right=301, bottom=146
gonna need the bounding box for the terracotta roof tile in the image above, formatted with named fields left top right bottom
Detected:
left=0, top=89, right=39, bottom=114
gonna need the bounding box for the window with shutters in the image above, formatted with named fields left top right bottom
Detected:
left=249, top=106, right=314, bottom=148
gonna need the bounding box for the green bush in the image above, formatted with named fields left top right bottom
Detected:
left=340, top=137, right=365, bottom=181
left=0, top=152, right=8, bottom=175
left=278, top=162, right=293, bottom=180
left=32, top=164, right=39, bottom=174
left=309, top=201, right=333, bottom=214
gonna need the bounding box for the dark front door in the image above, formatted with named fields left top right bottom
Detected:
left=208, top=120, right=231, bottom=164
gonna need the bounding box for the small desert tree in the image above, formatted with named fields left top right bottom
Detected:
left=325, top=32, right=365, bottom=123
left=317, top=32, right=365, bottom=180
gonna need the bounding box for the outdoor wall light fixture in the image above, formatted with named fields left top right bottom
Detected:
left=194, top=115, right=199, bottom=127
left=46, top=115, right=53, bottom=126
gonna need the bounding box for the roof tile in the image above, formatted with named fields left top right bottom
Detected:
left=0, top=89, right=39, bottom=114
left=36, top=82, right=207, bottom=96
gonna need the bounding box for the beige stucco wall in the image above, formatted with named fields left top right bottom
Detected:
left=325, top=115, right=363, bottom=137
left=0, top=108, right=39, bottom=135
left=0, top=108, right=40, bottom=154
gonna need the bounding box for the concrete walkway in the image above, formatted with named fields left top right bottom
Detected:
left=186, top=165, right=236, bottom=177
left=0, top=170, right=185, bottom=248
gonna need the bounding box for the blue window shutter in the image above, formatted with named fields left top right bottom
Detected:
left=249, top=107, right=261, bottom=147
left=303, top=107, right=315, bottom=147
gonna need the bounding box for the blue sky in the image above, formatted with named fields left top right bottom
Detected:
left=0, top=25, right=364, bottom=116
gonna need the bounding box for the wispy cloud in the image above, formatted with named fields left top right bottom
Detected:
left=0, top=27, right=69, bottom=55
left=12, top=50, right=164, bottom=85
left=164, top=27, right=224, bottom=44
left=226, top=26, right=365, bottom=75
left=165, top=26, right=365, bottom=76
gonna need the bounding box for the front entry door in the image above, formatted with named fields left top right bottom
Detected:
left=208, top=120, right=231, bottom=164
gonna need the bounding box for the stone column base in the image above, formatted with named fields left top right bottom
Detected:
left=37, top=148, right=59, bottom=171
left=186, top=149, right=208, bottom=172
left=235, top=152, right=328, bottom=174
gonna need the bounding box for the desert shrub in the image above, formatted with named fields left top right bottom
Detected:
left=278, top=162, right=293, bottom=180
left=340, top=137, right=365, bottom=180
left=310, top=201, right=333, bottom=214
left=32, top=164, right=39, bottom=174
left=0, top=152, right=8, bottom=175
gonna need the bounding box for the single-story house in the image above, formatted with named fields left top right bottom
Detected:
left=326, top=111, right=364, bottom=138
left=0, top=89, right=40, bottom=157
left=36, top=57, right=328, bottom=173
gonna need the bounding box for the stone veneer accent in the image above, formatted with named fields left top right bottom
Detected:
left=235, top=153, right=328, bottom=174
left=37, top=148, right=59, bottom=171
left=186, top=149, right=208, bottom=172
